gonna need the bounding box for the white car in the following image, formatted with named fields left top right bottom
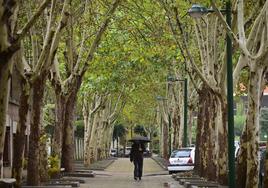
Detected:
left=125, top=147, right=131, bottom=157
left=168, top=147, right=195, bottom=174
left=110, top=149, right=117, bottom=157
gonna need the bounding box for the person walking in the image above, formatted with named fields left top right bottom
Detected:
left=129, top=141, right=145, bottom=181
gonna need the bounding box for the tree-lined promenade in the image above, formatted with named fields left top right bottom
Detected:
left=0, top=0, right=267, bottom=188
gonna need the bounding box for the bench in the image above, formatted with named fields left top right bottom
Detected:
left=51, top=178, right=85, bottom=183
left=176, top=177, right=203, bottom=183
left=0, top=178, right=16, bottom=188
left=184, top=181, right=219, bottom=188
left=45, top=181, right=80, bottom=187
left=63, top=172, right=95, bottom=178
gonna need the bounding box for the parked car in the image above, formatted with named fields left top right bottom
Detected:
left=168, top=147, right=195, bottom=174
left=125, top=147, right=131, bottom=157
left=110, top=149, right=117, bottom=157
left=118, top=147, right=132, bottom=157
left=143, top=148, right=151, bottom=157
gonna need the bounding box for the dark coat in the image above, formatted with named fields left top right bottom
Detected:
left=130, top=142, right=145, bottom=162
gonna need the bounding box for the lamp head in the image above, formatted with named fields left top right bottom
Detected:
left=156, top=96, right=167, bottom=101
left=188, top=4, right=209, bottom=18
left=167, top=75, right=176, bottom=82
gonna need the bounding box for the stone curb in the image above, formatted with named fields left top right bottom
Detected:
left=75, top=158, right=116, bottom=171
left=151, top=156, right=168, bottom=170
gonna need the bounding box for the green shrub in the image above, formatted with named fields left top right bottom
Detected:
left=22, top=158, right=28, bottom=169
left=48, top=155, right=60, bottom=178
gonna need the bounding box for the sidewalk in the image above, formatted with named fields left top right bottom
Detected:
left=80, top=158, right=183, bottom=188
left=4, top=158, right=184, bottom=188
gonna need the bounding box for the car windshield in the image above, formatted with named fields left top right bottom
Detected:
left=171, top=149, right=191, bottom=158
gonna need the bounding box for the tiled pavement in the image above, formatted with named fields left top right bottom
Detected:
left=80, top=158, right=184, bottom=188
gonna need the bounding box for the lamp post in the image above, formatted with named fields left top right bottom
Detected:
left=188, top=2, right=235, bottom=188
left=167, top=76, right=188, bottom=147
left=168, top=112, right=172, bottom=156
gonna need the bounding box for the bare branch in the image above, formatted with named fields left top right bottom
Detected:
left=90, top=94, right=107, bottom=115
left=109, top=86, right=125, bottom=120
left=78, top=0, right=121, bottom=75
left=16, top=0, right=51, bottom=42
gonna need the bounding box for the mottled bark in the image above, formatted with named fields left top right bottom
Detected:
left=217, top=96, right=228, bottom=185
left=105, top=125, right=113, bottom=158
left=83, top=93, right=124, bottom=164
left=172, top=105, right=181, bottom=149
left=237, top=68, right=263, bottom=188
left=12, top=77, right=30, bottom=188
left=52, top=94, right=65, bottom=154
left=51, top=90, right=66, bottom=175
left=61, top=89, right=78, bottom=172
left=83, top=96, right=100, bottom=166
left=188, top=106, right=194, bottom=146
left=96, top=121, right=106, bottom=160
left=0, top=60, right=11, bottom=178
left=162, top=120, right=169, bottom=160
left=39, top=129, right=49, bottom=182
left=197, top=87, right=217, bottom=180
left=0, top=0, right=18, bottom=177
left=87, top=112, right=100, bottom=163
left=27, top=72, right=46, bottom=186
left=195, top=86, right=227, bottom=184
left=84, top=113, right=94, bottom=166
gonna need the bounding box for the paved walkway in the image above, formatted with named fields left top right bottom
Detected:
left=81, top=158, right=184, bottom=188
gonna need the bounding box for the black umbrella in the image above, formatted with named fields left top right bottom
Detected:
left=128, top=135, right=151, bottom=143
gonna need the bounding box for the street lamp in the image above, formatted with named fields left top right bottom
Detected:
left=167, top=76, right=188, bottom=147
left=188, top=2, right=235, bottom=188
left=188, top=4, right=214, bottom=18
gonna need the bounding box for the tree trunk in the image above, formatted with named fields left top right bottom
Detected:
left=105, top=126, right=111, bottom=158
left=83, top=99, right=98, bottom=166
left=217, top=96, right=228, bottom=185
left=195, top=87, right=216, bottom=180
left=172, top=105, right=181, bottom=149
left=97, top=120, right=107, bottom=160
left=51, top=92, right=66, bottom=175
left=162, top=120, right=169, bottom=160
left=84, top=113, right=94, bottom=166
left=12, top=78, right=30, bottom=188
left=158, top=115, right=163, bottom=157
left=237, top=67, right=263, bottom=188
left=61, top=90, right=77, bottom=172
left=188, top=106, right=193, bottom=146
left=195, top=86, right=228, bottom=184
left=27, top=72, right=46, bottom=185
left=88, top=112, right=100, bottom=163
left=0, top=61, right=12, bottom=177
left=0, top=4, right=19, bottom=172
left=39, top=129, right=49, bottom=182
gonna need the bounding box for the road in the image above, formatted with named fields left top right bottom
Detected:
left=81, top=158, right=184, bottom=188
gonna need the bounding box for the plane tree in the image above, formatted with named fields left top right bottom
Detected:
left=0, top=0, right=50, bottom=179
left=49, top=0, right=121, bottom=171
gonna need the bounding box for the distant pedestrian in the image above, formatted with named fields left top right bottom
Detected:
left=130, top=141, right=145, bottom=180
